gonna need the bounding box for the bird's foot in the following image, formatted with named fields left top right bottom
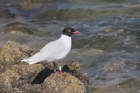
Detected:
left=54, top=70, right=67, bottom=75
left=53, top=62, right=67, bottom=75
left=54, top=71, right=60, bottom=74
left=59, top=70, right=67, bottom=76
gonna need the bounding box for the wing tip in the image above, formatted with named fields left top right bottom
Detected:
left=21, top=59, right=28, bottom=62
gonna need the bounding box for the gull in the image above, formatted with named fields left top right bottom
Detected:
left=21, top=27, right=80, bottom=73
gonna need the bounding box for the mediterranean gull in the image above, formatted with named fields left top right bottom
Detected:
left=21, top=27, right=80, bottom=73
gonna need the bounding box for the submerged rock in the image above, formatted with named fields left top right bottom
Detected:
left=103, top=57, right=125, bottom=74
left=104, top=27, right=110, bottom=33
left=90, top=36, right=120, bottom=50
left=89, top=78, right=140, bottom=93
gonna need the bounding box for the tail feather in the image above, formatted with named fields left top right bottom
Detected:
left=21, top=58, right=29, bottom=62
left=21, top=58, right=38, bottom=65
left=21, top=51, right=46, bottom=65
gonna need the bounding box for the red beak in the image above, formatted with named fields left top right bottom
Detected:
left=73, top=31, right=81, bottom=34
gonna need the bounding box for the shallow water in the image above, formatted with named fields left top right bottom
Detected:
left=0, top=0, right=140, bottom=91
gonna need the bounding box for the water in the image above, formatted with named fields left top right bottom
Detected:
left=0, top=0, right=140, bottom=91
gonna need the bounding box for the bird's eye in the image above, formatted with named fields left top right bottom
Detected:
left=68, top=29, right=71, bottom=32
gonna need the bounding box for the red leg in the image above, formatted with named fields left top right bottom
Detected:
left=53, top=62, right=67, bottom=75
left=59, top=70, right=67, bottom=75
left=58, top=62, right=67, bottom=75
left=53, top=62, right=59, bottom=73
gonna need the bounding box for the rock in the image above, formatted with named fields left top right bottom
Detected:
left=12, top=64, right=44, bottom=83
left=0, top=69, right=23, bottom=93
left=0, top=41, right=38, bottom=65
left=19, top=84, right=43, bottom=93
left=104, top=28, right=110, bottom=33
left=68, top=61, right=80, bottom=71
left=0, top=41, right=89, bottom=93
left=68, top=61, right=89, bottom=90
left=42, top=73, right=87, bottom=93
left=31, top=66, right=54, bottom=84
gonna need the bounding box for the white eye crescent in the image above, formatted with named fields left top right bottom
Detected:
left=68, top=29, right=71, bottom=32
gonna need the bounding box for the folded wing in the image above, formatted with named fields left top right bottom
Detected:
left=21, top=39, right=68, bottom=64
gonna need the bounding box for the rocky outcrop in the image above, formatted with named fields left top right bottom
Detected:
left=0, top=41, right=38, bottom=65
left=0, top=41, right=88, bottom=93
left=66, top=61, right=89, bottom=89
left=0, top=69, right=23, bottom=93
left=12, top=64, right=44, bottom=83
left=43, top=73, right=86, bottom=93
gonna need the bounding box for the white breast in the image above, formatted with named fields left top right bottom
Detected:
left=60, top=35, right=71, bottom=49
left=56, top=35, right=72, bottom=60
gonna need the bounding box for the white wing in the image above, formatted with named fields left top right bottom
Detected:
left=21, top=39, right=70, bottom=64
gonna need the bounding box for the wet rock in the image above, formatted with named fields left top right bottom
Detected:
left=104, top=27, right=110, bottom=33
left=0, top=69, right=23, bottom=93
left=42, top=73, right=87, bottom=93
left=0, top=41, right=38, bottom=65
left=115, top=78, right=140, bottom=93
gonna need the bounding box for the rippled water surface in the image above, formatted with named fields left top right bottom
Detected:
left=0, top=0, right=140, bottom=92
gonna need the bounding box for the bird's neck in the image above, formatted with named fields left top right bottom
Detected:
left=60, top=34, right=71, bottom=40
left=60, top=34, right=71, bottom=48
